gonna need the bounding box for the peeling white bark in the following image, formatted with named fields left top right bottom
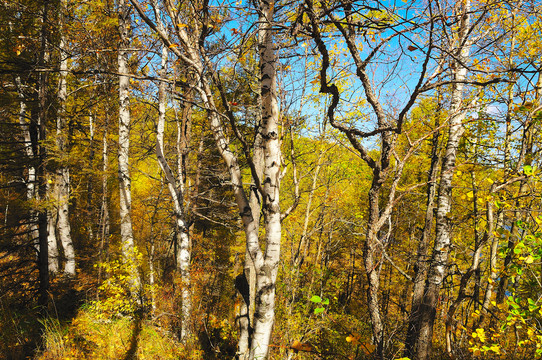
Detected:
left=414, top=2, right=471, bottom=359
left=249, top=2, right=281, bottom=358
left=155, top=38, right=192, bottom=340
left=46, top=183, right=59, bottom=273
left=118, top=0, right=140, bottom=293
left=16, top=77, right=41, bottom=253
left=56, top=0, right=75, bottom=276
left=128, top=0, right=281, bottom=355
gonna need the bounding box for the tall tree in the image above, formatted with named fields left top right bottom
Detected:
left=36, top=0, right=52, bottom=309
left=117, top=0, right=140, bottom=295
left=408, top=2, right=471, bottom=359
left=303, top=1, right=442, bottom=356
left=53, top=0, right=75, bottom=276
left=154, top=16, right=192, bottom=338
left=129, top=0, right=283, bottom=356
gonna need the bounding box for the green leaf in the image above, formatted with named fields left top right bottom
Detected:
left=310, top=295, right=322, bottom=303
left=314, top=307, right=325, bottom=314
left=322, top=298, right=330, bottom=305
left=524, top=165, right=533, bottom=175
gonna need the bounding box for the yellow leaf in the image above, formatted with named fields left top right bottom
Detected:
left=15, top=44, right=25, bottom=55
left=360, top=343, right=375, bottom=354
left=291, top=340, right=313, bottom=352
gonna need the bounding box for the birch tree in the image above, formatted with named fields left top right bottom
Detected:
left=406, top=2, right=472, bottom=359
left=37, top=0, right=52, bottom=308
left=53, top=0, right=75, bottom=276
left=15, top=77, right=42, bottom=266
left=129, top=0, right=282, bottom=356
left=154, top=10, right=192, bottom=338
left=117, top=0, right=140, bottom=294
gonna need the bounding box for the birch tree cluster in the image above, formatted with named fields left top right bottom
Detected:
left=1, top=0, right=542, bottom=359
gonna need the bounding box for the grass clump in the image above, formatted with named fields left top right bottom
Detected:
left=38, top=306, right=193, bottom=359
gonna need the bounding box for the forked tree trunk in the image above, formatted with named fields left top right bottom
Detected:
left=155, top=39, right=191, bottom=340
left=238, top=111, right=263, bottom=359
left=128, top=0, right=280, bottom=355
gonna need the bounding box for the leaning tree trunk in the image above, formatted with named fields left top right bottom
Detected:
left=409, top=2, right=471, bottom=359
left=117, top=0, right=140, bottom=294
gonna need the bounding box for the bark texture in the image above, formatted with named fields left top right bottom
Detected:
left=248, top=2, right=281, bottom=357
left=55, top=0, right=75, bottom=276
left=404, top=112, right=441, bottom=355
left=155, top=38, right=191, bottom=340
left=410, top=2, right=471, bottom=359
left=118, top=0, right=140, bottom=295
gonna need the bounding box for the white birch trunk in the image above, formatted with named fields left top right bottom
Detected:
left=129, top=0, right=280, bottom=354
left=56, top=0, right=75, bottom=276
left=46, top=185, right=59, bottom=273
left=118, top=0, right=140, bottom=293
left=155, top=40, right=192, bottom=340
left=97, top=117, right=111, bottom=294
left=238, top=28, right=266, bottom=360
left=16, top=77, right=41, bottom=254
left=249, top=2, right=281, bottom=358
left=413, top=3, right=471, bottom=359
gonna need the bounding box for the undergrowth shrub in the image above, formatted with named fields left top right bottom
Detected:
left=38, top=306, right=188, bottom=359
